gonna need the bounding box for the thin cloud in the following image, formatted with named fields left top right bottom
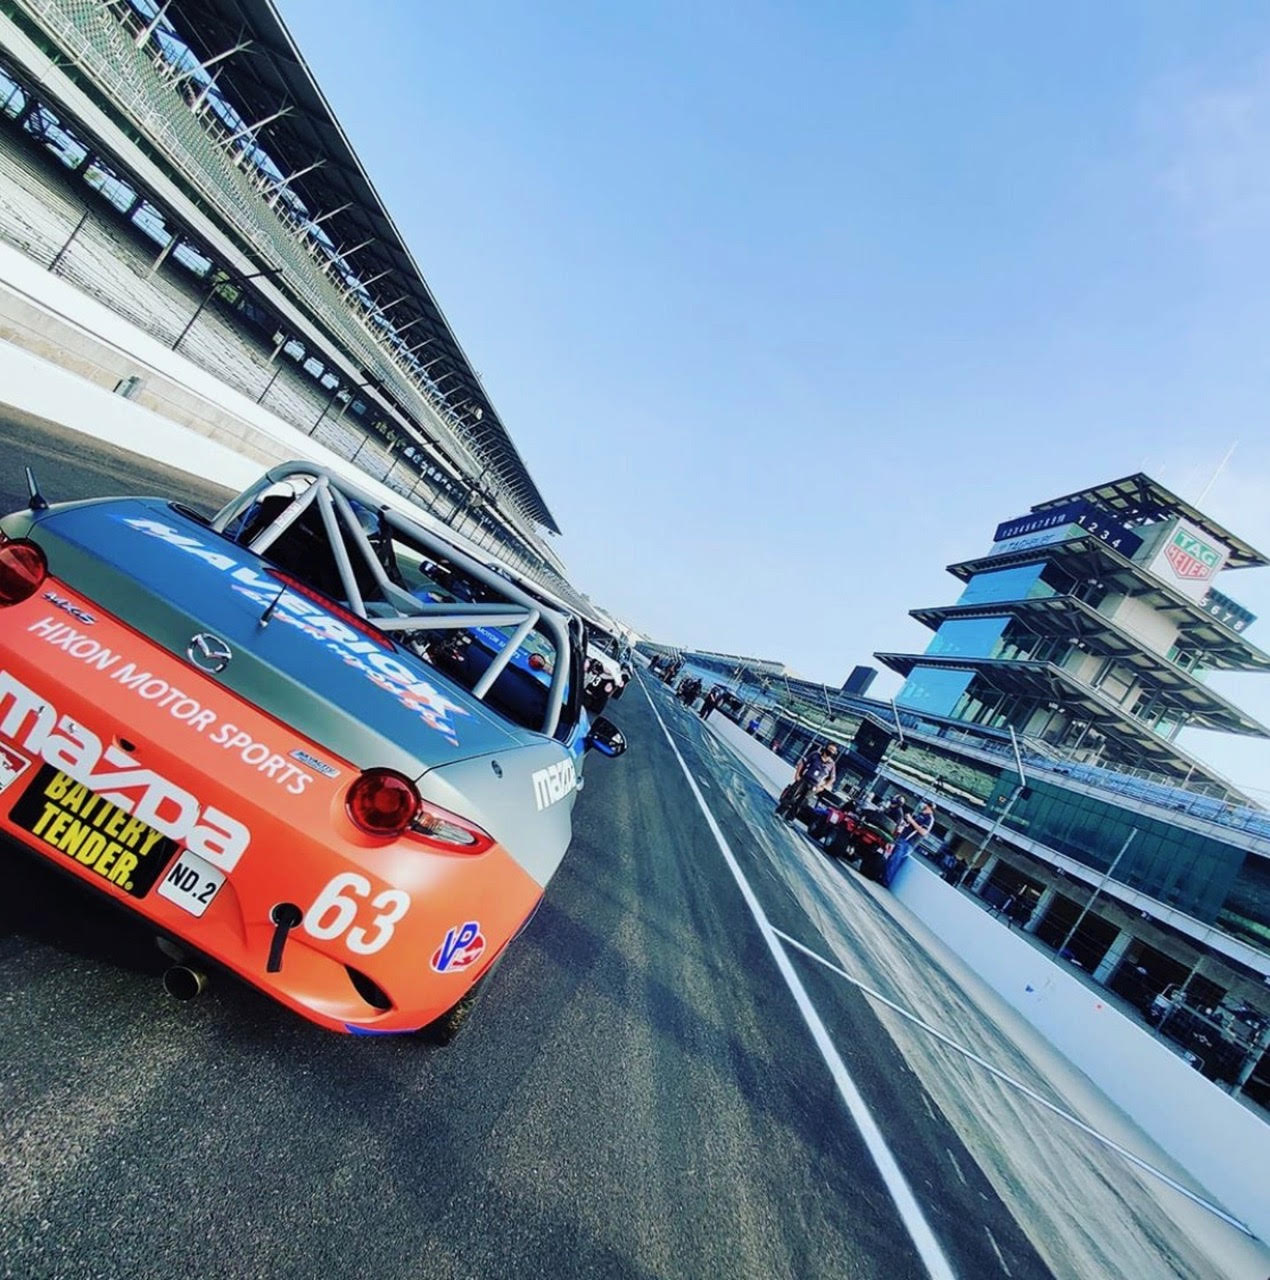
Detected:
left=1158, top=55, right=1270, bottom=235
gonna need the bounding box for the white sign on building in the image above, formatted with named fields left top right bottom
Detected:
left=1145, top=517, right=1230, bottom=602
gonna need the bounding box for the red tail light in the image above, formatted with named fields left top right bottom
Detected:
left=347, top=768, right=420, bottom=837
left=411, top=800, right=495, bottom=855
left=0, top=538, right=47, bottom=606
left=345, top=769, right=494, bottom=853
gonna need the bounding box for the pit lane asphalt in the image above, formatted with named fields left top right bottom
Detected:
left=0, top=418, right=1245, bottom=1280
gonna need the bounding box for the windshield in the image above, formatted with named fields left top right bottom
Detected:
left=589, top=630, right=621, bottom=659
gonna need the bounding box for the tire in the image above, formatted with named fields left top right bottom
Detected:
left=860, top=846, right=888, bottom=882
left=827, top=827, right=852, bottom=859
left=415, top=952, right=504, bottom=1046
left=415, top=986, right=480, bottom=1046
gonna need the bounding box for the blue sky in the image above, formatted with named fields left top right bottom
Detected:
left=279, top=2, right=1270, bottom=797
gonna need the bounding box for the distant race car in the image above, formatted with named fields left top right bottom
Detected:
left=0, top=461, right=625, bottom=1037
left=583, top=624, right=628, bottom=710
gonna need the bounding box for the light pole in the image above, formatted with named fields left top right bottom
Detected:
left=173, top=263, right=281, bottom=352
left=313, top=375, right=376, bottom=439
left=968, top=741, right=1029, bottom=882
left=1056, top=828, right=1138, bottom=960
left=459, top=484, right=487, bottom=537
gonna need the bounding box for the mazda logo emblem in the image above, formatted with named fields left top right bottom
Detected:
left=187, top=633, right=233, bottom=674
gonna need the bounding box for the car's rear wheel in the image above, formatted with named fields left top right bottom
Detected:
left=417, top=987, right=480, bottom=1046
left=827, top=827, right=852, bottom=858
left=415, top=953, right=504, bottom=1046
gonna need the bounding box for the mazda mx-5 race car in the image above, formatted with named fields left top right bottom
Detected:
left=583, top=624, right=633, bottom=709
left=0, top=461, right=625, bottom=1036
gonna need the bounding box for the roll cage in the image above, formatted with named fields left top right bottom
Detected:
left=210, top=462, right=578, bottom=739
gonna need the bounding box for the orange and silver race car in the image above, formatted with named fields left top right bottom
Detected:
left=0, top=462, right=625, bottom=1036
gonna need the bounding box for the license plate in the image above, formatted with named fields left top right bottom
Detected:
left=8, top=764, right=177, bottom=898
left=156, top=851, right=224, bottom=917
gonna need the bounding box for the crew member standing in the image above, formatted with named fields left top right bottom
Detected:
left=777, top=742, right=839, bottom=820
left=901, top=800, right=936, bottom=847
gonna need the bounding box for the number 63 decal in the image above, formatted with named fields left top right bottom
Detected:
left=304, top=872, right=411, bottom=955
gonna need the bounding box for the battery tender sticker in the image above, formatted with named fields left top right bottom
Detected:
left=8, top=765, right=178, bottom=897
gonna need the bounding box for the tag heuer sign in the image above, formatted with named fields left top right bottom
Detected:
left=1164, top=528, right=1221, bottom=581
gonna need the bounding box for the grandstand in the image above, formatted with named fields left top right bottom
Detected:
left=0, top=0, right=586, bottom=607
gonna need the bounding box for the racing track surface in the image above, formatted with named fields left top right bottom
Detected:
left=1, top=415, right=1265, bottom=1279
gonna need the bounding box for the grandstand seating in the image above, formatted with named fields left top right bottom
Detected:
left=0, top=124, right=439, bottom=501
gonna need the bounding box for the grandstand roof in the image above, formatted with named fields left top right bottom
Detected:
left=152, top=0, right=561, bottom=533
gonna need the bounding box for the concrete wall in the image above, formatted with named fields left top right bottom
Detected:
left=899, top=862, right=1269, bottom=1241
left=1107, top=591, right=1181, bottom=657
left=702, top=705, right=1270, bottom=1241
left=709, top=713, right=795, bottom=796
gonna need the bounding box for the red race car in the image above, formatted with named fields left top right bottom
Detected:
left=0, top=462, right=625, bottom=1036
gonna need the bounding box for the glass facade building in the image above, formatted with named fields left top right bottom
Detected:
left=880, top=475, right=1270, bottom=790
left=879, top=733, right=1270, bottom=955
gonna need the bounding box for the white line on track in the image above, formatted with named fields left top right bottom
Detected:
left=639, top=676, right=957, bottom=1280
left=771, top=926, right=1254, bottom=1237
left=984, top=1225, right=1013, bottom=1277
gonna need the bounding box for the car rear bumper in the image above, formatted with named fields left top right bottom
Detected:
left=1, top=581, right=542, bottom=1033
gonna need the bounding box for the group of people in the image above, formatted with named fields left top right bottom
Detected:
left=649, top=653, right=683, bottom=683
left=862, top=791, right=936, bottom=848
left=672, top=674, right=728, bottom=720
left=775, top=740, right=937, bottom=854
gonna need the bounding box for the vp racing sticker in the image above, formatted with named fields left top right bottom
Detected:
left=120, top=518, right=472, bottom=747
left=430, top=921, right=485, bottom=974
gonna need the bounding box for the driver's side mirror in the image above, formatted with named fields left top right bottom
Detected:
left=586, top=716, right=627, bottom=757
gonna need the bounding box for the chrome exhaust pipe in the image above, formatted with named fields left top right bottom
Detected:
left=162, top=965, right=208, bottom=1001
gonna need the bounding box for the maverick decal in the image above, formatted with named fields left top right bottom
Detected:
left=291, top=749, right=340, bottom=779
left=0, top=670, right=249, bottom=872
left=120, top=517, right=472, bottom=747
